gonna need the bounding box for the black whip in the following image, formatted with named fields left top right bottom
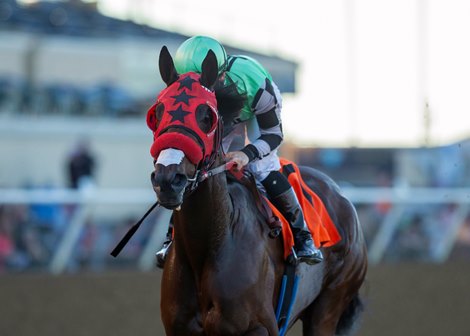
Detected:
left=110, top=201, right=159, bottom=257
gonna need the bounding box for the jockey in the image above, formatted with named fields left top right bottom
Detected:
left=156, top=36, right=323, bottom=267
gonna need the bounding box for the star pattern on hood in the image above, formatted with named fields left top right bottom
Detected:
left=168, top=105, right=191, bottom=123
left=171, top=90, right=196, bottom=106
left=177, top=76, right=198, bottom=91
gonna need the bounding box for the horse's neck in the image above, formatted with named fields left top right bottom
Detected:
left=174, top=172, right=233, bottom=265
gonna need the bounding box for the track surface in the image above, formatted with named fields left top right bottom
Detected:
left=1, top=263, right=469, bottom=336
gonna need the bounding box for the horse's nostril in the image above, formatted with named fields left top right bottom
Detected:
left=172, top=174, right=187, bottom=189
left=151, top=171, right=187, bottom=194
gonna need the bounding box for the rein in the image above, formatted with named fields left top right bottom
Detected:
left=186, top=160, right=236, bottom=193
left=110, top=160, right=234, bottom=258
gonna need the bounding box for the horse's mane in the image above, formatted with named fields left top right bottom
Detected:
left=214, top=78, right=247, bottom=136
left=225, top=172, right=271, bottom=227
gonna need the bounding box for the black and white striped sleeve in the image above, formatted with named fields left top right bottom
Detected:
left=241, top=78, right=283, bottom=161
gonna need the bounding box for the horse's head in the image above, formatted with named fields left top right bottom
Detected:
left=148, top=46, right=221, bottom=209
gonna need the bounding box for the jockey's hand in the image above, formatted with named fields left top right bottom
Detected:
left=226, top=151, right=249, bottom=172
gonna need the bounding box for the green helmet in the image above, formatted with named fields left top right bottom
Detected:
left=174, top=36, right=227, bottom=75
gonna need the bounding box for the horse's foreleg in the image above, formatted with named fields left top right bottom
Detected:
left=161, top=254, right=204, bottom=336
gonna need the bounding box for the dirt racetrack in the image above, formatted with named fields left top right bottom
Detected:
left=1, top=262, right=469, bottom=336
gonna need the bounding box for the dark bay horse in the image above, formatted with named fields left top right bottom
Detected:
left=150, top=46, right=367, bottom=336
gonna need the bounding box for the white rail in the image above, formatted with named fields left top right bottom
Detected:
left=1, top=187, right=469, bottom=272
left=0, top=188, right=155, bottom=204
left=341, top=187, right=470, bottom=204
left=2, top=187, right=469, bottom=205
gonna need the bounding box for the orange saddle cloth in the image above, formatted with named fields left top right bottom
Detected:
left=268, top=159, right=342, bottom=260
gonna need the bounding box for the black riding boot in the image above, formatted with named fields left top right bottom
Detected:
left=156, top=224, right=173, bottom=269
left=271, top=188, right=323, bottom=265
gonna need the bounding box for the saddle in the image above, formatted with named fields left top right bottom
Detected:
left=228, top=159, right=342, bottom=261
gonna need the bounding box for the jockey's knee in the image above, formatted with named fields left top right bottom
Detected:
left=261, top=170, right=291, bottom=198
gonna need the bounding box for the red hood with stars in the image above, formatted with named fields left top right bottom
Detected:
left=146, top=73, right=219, bottom=165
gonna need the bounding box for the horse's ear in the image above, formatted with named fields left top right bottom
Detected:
left=200, top=49, right=219, bottom=90
left=159, top=46, right=179, bottom=87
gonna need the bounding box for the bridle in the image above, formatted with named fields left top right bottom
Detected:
left=112, top=74, right=233, bottom=257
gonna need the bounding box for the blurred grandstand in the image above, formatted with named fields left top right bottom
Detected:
left=0, top=0, right=469, bottom=275
left=0, top=0, right=296, bottom=117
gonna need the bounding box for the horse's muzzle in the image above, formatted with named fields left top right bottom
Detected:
left=151, top=169, right=188, bottom=209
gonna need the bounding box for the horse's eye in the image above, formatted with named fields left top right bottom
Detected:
left=196, top=104, right=217, bottom=133
left=155, top=103, right=164, bottom=120
left=146, top=102, right=165, bottom=131
left=154, top=103, right=164, bottom=128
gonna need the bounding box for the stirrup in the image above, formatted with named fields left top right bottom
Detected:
left=294, top=234, right=323, bottom=265
left=297, top=248, right=323, bottom=265
left=156, top=240, right=172, bottom=269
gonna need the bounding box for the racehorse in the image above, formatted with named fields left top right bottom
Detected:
left=150, top=46, right=368, bottom=336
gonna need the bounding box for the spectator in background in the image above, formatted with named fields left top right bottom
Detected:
left=0, top=206, right=14, bottom=273
left=0, top=204, right=47, bottom=272
left=66, top=138, right=96, bottom=189
left=450, top=214, right=470, bottom=260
